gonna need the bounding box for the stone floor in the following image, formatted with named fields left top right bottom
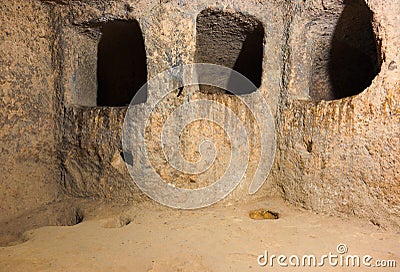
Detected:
left=0, top=197, right=399, bottom=272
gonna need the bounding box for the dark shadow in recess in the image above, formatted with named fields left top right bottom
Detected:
left=227, top=23, right=264, bottom=94
left=326, top=0, right=380, bottom=100
left=0, top=204, right=85, bottom=247
left=195, top=9, right=264, bottom=95
left=97, top=20, right=147, bottom=106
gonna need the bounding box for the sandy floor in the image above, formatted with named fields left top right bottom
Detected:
left=0, top=197, right=399, bottom=272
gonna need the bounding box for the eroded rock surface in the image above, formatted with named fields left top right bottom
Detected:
left=0, top=0, right=399, bottom=228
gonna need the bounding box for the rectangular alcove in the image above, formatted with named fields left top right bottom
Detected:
left=62, top=19, right=147, bottom=107
left=289, top=0, right=381, bottom=101
left=195, top=9, right=265, bottom=95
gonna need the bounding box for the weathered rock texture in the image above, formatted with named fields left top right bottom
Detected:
left=277, top=0, right=400, bottom=228
left=1, top=0, right=399, bottom=227
left=55, top=0, right=284, bottom=206
left=0, top=0, right=60, bottom=222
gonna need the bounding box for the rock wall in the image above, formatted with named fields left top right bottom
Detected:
left=277, top=0, right=400, bottom=227
left=0, top=0, right=59, bottom=221
left=1, top=0, right=399, bottom=227
left=55, top=0, right=284, bottom=205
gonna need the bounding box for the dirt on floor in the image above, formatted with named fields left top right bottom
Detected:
left=0, top=197, right=399, bottom=272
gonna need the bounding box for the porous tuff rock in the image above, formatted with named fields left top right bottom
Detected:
left=1, top=0, right=399, bottom=228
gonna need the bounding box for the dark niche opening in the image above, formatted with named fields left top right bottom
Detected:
left=97, top=20, right=147, bottom=106
left=311, top=0, right=381, bottom=101
left=195, top=9, right=264, bottom=95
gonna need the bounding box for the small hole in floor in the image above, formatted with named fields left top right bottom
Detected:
left=0, top=204, right=86, bottom=247
left=102, top=214, right=135, bottom=228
